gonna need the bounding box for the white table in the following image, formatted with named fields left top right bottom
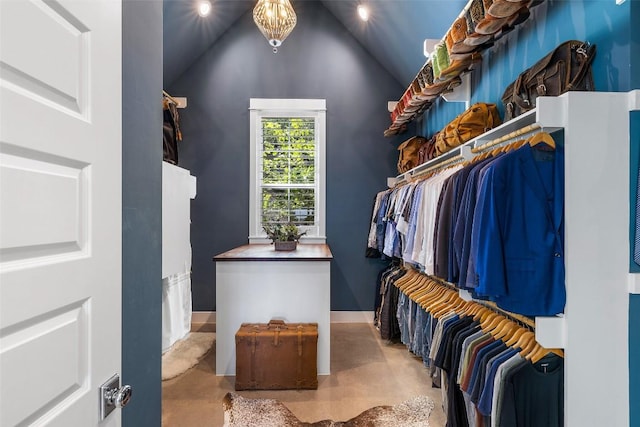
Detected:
left=213, top=244, right=332, bottom=376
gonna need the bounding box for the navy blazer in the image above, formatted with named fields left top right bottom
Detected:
left=472, top=143, right=565, bottom=316
left=453, top=155, right=502, bottom=290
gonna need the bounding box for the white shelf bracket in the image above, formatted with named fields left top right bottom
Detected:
left=459, top=145, right=474, bottom=161
left=441, top=72, right=471, bottom=109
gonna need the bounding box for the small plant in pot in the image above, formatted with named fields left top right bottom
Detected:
left=263, top=222, right=306, bottom=251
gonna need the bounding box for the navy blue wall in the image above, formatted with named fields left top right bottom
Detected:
left=420, top=0, right=631, bottom=136
left=631, top=294, right=640, bottom=427
left=168, top=1, right=405, bottom=311
left=122, top=1, right=162, bottom=425
left=631, top=4, right=640, bottom=424
left=630, top=108, right=640, bottom=427
left=629, top=4, right=640, bottom=425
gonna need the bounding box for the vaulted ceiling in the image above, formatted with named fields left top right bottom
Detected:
left=163, top=0, right=467, bottom=87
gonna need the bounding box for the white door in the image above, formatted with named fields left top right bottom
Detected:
left=0, top=0, right=123, bottom=426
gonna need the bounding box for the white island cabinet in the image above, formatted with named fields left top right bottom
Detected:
left=213, top=244, right=332, bottom=376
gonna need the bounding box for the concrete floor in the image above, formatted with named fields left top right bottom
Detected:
left=162, top=323, right=445, bottom=426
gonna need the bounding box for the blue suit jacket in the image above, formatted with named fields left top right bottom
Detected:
left=472, top=143, right=565, bottom=316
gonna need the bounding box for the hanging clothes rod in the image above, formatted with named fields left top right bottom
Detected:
left=471, top=123, right=542, bottom=153
left=474, top=299, right=536, bottom=329
left=162, top=90, right=187, bottom=109
left=394, top=144, right=473, bottom=187
left=426, top=273, right=466, bottom=292
left=417, top=154, right=464, bottom=175
left=401, top=268, right=536, bottom=329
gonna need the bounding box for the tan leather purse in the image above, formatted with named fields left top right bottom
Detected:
left=435, top=102, right=501, bottom=156
left=397, top=136, right=427, bottom=174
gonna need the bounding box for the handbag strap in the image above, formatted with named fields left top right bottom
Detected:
left=566, top=42, right=596, bottom=91
left=511, top=74, right=532, bottom=109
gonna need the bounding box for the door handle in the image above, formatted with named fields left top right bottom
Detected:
left=99, top=374, right=132, bottom=421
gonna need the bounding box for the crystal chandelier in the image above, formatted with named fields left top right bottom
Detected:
left=253, top=0, right=297, bottom=53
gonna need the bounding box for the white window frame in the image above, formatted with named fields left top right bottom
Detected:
left=249, top=98, right=326, bottom=244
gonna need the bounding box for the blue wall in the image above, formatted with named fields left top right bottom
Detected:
left=628, top=3, right=639, bottom=426
left=421, top=0, right=631, bottom=136
left=631, top=293, right=640, bottom=427
left=631, top=4, right=640, bottom=424
left=122, top=1, right=162, bottom=425
left=630, top=108, right=640, bottom=427
left=168, top=1, right=405, bottom=311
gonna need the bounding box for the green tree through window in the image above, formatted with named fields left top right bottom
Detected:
left=260, top=117, right=316, bottom=229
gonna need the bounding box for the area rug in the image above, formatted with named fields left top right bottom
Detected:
left=161, top=332, right=215, bottom=380
left=222, top=392, right=434, bottom=427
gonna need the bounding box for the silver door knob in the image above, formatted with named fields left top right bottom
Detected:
left=100, top=374, right=133, bottom=420
left=106, top=384, right=132, bottom=408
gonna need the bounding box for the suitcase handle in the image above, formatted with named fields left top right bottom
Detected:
left=267, top=319, right=288, bottom=329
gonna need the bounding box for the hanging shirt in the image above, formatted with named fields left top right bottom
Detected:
left=497, top=354, right=564, bottom=427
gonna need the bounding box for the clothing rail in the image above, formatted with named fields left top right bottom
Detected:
left=393, top=144, right=474, bottom=187
left=401, top=266, right=536, bottom=329
left=425, top=271, right=468, bottom=292
left=474, top=299, right=535, bottom=329
left=417, top=154, right=464, bottom=175
left=471, top=123, right=542, bottom=153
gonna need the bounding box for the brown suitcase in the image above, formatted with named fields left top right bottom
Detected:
left=235, top=320, right=318, bottom=390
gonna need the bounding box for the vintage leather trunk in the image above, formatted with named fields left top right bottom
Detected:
left=235, top=320, right=318, bottom=390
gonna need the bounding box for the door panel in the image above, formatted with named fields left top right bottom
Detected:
left=0, top=0, right=122, bottom=425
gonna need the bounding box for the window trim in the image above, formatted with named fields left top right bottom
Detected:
left=249, top=98, right=326, bottom=244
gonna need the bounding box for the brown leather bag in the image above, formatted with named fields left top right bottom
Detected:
left=397, top=136, right=427, bottom=174
left=502, top=40, right=596, bottom=121
left=435, top=103, right=501, bottom=156
left=418, top=133, right=438, bottom=165
left=235, top=320, right=318, bottom=390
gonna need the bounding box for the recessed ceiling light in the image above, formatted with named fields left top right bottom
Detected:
left=197, top=0, right=212, bottom=17
left=357, top=5, right=369, bottom=22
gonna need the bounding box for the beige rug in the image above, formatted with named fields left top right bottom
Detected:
left=222, top=392, right=434, bottom=426
left=162, top=332, right=215, bottom=381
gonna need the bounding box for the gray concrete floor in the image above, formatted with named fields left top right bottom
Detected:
left=162, top=323, right=445, bottom=426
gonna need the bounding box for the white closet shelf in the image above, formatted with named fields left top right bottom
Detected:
left=629, top=274, right=640, bottom=294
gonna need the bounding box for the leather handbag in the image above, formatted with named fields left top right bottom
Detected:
left=397, top=136, right=427, bottom=174
left=418, top=133, right=438, bottom=165
left=502, top=40, right=596, bottom=121
left=435, top=102, right=501, bottom=156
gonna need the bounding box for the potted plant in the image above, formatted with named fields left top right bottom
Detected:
left=263, top=221, right=306, bottom=251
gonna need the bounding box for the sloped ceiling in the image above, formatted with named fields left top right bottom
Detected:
left=163, top=0, right=466, bottom=87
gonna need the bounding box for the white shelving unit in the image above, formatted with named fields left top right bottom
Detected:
left=390, top=90, right=639, bottom=426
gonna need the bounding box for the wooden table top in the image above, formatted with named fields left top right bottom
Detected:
left=213, top=244, right=333, bottom=262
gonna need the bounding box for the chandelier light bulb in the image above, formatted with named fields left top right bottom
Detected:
left=357, top=5, right=369, bottom=22
left=197, top=0, right=212, bottom=17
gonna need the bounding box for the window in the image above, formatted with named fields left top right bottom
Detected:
left=249, top=99, right=326, bottom=243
